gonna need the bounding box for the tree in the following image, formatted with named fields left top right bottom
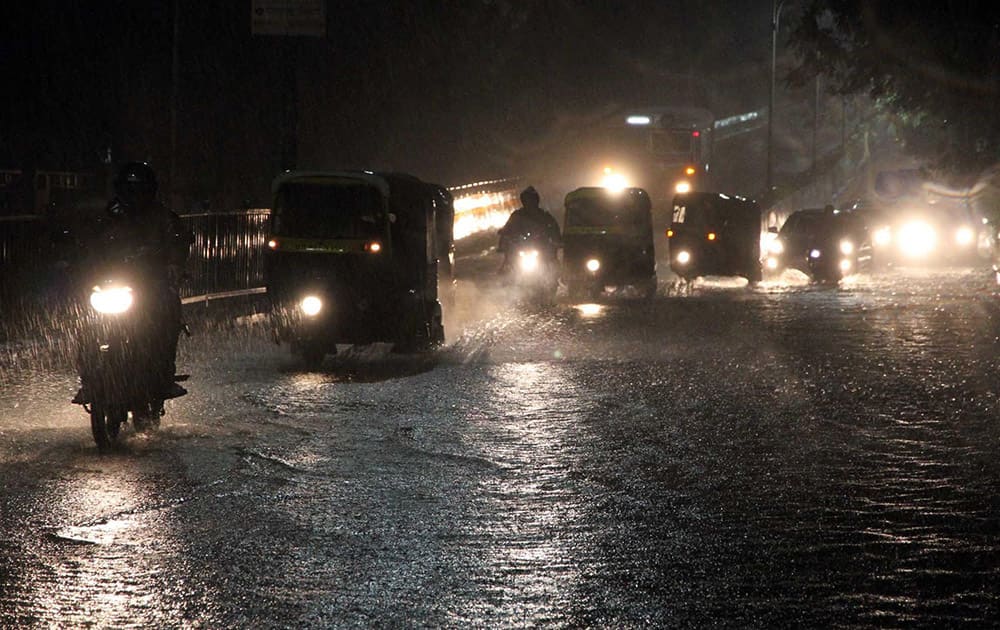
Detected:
left=787, top=0, right=1000, bottom=178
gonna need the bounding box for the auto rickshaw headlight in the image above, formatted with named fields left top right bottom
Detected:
left=300, top=295, right=323, bottom=317
left=676, top=250, right=691, bottom=265
left=586, top=258, right=601, bottom=273
left=839, top=239, right=854, bottom=255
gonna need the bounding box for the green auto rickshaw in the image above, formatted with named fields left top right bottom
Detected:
left=562, top=186, right=656, bottom=299
left=265, top=171, right=453, bottom=367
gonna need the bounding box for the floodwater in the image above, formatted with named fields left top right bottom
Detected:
left=1, top=264, right=999, bottom=627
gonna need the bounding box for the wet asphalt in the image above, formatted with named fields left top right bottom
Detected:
left=1, top=263, right=1000, bottom=628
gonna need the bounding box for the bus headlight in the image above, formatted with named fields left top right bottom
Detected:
left=300, top=295, right=323, bottom=316
left=600, top=167, right=628, bottom=191
left=90, top=285, right=133, bottom=314
left=585, top=258, right=601, bottom=273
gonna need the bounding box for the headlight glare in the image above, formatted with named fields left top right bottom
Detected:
left=300, top=295, right=323, bottom=316
left=90, top=285, right=133, bottom=314
left=585, top=258, right=601, bottom=272
left=839, top=240, right=854, bottom=255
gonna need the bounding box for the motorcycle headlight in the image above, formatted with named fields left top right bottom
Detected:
left=586, top=258, right=601, bottom=272
left=300, top=295, right=323, bottom=316
left=90, top=285, right=133, bottom=314
left=839, top=240, right=854, bottom=255
left=676, top=250, right=691, bottom=265
left=810, top=249, right=822, bottom=259
left=518, top=249, right=540, bottom=272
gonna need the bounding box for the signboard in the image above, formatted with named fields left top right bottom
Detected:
left=251, top=0, right=326, bottom=37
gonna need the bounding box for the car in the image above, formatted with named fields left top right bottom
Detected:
left=764, top=206, right=871, bottom=282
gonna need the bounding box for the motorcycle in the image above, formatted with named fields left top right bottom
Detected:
left=72, top=252, right=188, bottom=451
left=503, top=232, right=559, bottom=305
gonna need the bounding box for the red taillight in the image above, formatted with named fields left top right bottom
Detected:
left=692, top=131, right=700, bottom=137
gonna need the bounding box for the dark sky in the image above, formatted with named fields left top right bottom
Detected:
left=2, top=1, right=771, bottom=207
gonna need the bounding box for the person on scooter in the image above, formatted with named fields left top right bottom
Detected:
left=498, top=186, right=561, bottom=273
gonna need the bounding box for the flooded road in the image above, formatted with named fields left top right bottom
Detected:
left=2, top=266, right=1000, bottom=627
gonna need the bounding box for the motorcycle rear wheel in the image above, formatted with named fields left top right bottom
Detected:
left=91, top=405, right=126, bottom=452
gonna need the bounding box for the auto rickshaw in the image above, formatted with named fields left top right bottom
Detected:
left=667, top=192, right=762, bottom=282
left=562, top=186, right=656, bottom=299
left=265, top=171, right=452, bottom=367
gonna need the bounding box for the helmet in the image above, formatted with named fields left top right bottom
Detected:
left=520, top=186, right=540, bottom=206
left=114, top=161, right=158, bottom=197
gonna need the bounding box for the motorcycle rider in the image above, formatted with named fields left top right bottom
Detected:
left=91, top=161, right=192, bottom=398
left=498, top=185, right=561, bottom=273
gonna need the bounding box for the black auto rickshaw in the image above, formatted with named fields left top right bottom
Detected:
left=562, top=186, right=656, bottom=299
left=265, top=171, right=453, bottom=367
left=667, top=192, right=762, bottom=282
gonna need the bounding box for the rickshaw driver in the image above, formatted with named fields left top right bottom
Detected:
left=498, top=186, right=562, bottom=273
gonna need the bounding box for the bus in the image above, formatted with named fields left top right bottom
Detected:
left=587, top=106, right=714, bottom=202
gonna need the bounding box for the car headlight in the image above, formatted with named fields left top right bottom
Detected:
left=873, top=226, right=892, bottom=247
left=675, top=250, right=691, bottom=265
left=767, top=239, right=784, bottom=255
left=585, top=258, right=601, bottom=272
left=518, top=249, right=540, bottom=272
left=300, top=295, right=323, bottom=316
left=955, top=226, right=974, bottom=246
left=898, top=221, right=937, bottom=257
left=839, top=240, right=854, bottom=255
left=90, top=285, right=133, bottom=314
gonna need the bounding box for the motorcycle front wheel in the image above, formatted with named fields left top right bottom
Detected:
left=91, top=404, right=127, bottom=452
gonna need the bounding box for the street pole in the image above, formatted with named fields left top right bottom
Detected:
left=767, top=0, right=785, bottom=193
left=170, top=0, right=179, bottom=209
